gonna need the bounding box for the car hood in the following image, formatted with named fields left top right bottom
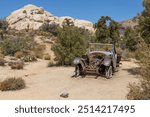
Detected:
left=89, top=51, right=112, bottom=56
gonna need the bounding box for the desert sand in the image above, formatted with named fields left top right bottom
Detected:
left=0, top=59, right=140, bottom=100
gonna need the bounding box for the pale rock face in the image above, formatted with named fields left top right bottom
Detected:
left=7, top=4, right=94, bottom=32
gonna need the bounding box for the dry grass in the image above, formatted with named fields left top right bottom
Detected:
left=10, top=61, right=24, bottom=70
left=0, top=77, right=25, bottom=91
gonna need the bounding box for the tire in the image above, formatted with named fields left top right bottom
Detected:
left=105, top=65, right=113, bottom=79
left=75, top=65, right=81, bottom=77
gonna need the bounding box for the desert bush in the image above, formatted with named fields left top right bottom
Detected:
left=0, top=77, right=25, bottom=91
left=0, top=57, right=6, bottom=66
left=37, top=31, right=53, bottom=37
left=127, top=80, right=150, bottom=100
left=0, top=53, right=4, bottom=58
left=47, top=60, right=55, bottom=67
left=10, top=61, right=24, bottom=70
left=32, top=44, right=45, bottom=59
left=15, top=51, right=24, bottom=58
left=44, top=54, right=51, bottom=60
left=52, top=26, right=88, bottom=65
left=127, top=83, right=143, bottom=100
left=0, top=19, right=8, bottom=31
left=21, top=54, right=37, bottom=62
left=0, top=19, right=8, bottom=40
left=127, top=41, right=150, bottom=100
left=123, top=27, right=138, bottom=52
left=39, top=23, right=59, bottom=36
left=121, top=49, right=135, bottom=61
left=0, top=36, right=35, bottom=56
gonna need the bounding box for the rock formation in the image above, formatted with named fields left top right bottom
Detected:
left=7, top=4, right=94, bottom=32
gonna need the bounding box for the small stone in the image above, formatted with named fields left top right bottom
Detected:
left=60, top=92, right=69, bottom=98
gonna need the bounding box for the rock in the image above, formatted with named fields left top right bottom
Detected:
left=7, top=4, right=94, bottom=32
left=60, top=92, right=69, bottom=98
left=7, top=4, right=56, bottom=30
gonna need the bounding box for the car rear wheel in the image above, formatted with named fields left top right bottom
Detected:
left=105, top=65, right=113, bottom=79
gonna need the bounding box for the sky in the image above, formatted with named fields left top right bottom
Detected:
left=0, top=0, right=144, bottom=23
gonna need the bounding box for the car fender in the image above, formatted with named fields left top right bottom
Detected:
left=73, top=57, right=85, bottom=70
left=103, top=58, right=112, bottom=66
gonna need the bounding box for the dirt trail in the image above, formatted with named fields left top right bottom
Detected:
left=0, top=59, right=140, bottom=100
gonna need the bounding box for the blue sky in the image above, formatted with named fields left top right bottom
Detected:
left=0, top=0, right=143, bottom=23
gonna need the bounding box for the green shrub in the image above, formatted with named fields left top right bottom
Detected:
left=52, top=26, right=88, bottom=65
left=0, top=36, right=35, bottom=56
left=0, top=77, right=25, bottom=91
left=39, top=23, right=59, bottom=36
left=37, top=31, right=52, bottom=37
left=127, top=41, right=150, bottom=100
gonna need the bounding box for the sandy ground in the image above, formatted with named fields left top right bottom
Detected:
left=0, top=59, right=140, bottom=100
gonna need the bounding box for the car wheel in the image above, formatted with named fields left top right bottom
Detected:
left=105, top=65, right=113, bottom=79
left=75, top=65, right=81, bottom=77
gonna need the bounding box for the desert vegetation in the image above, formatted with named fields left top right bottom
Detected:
left=126, top=0, right=150, bottom=100
left=0, top=77, right=25, bottom=91
left=0, top=1, right=149, bottom=100
left=52, top=19, right=94, bottom=65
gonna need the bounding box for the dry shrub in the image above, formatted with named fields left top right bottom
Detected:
left=121, top=49, right=135, bottom=61
left=0, top=53, right=4, bottom=58
left=37, top=31, right=52, bottom=37
left=0, top=57, right=6, bottom=66
left=10, top=61, right=24, bottom=70
left=127, top=41, right=150, bottom=100
left=44, top=54, right=51, bottom=60
left=21, top=52, right=37, bottom=62
left=15, top=51, right=24, bottom=58
left=135, top=42, right=150, bottom=80
left=127, top=83, right=143, bottom=100
left=0, top=77, right=25, bottom=91
left=33, top=44, right=45, bottom=59
left=47, top=60, right=55, bottom=67
left=127, top=81, right=150, bottom=100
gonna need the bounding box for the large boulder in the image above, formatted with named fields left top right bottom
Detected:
left=7, top=4, right=94, bottom=32
left=7, top=4, right=56, bottom=30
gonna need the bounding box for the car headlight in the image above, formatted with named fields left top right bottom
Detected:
left=73, top=58, right=80, bottom=65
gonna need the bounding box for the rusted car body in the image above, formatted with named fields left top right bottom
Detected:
left=73, top=43, right=121, bottom=79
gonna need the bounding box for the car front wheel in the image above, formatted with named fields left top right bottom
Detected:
left=105, top=65, right=113, bottom=79
left=75, top=65, right=82, bottom=77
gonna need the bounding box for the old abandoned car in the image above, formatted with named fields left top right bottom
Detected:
left=73, top=43, right=121, bottom=79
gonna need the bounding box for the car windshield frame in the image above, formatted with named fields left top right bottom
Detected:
left=89, top=43, right=113, bottom=52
